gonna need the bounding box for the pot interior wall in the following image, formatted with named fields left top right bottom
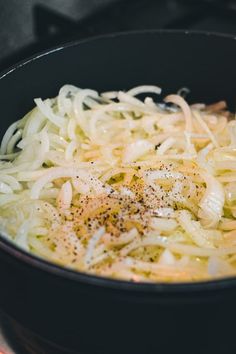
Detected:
left=0, top=32, right=235, bottom=139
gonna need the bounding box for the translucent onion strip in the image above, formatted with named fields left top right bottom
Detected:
left=0, top=83, right=234, bottom=283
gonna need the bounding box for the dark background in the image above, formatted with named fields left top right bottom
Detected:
left=0, top=0, right=236, bottom=73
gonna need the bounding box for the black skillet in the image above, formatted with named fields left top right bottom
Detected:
left=0, top=30, right=235, bottom=354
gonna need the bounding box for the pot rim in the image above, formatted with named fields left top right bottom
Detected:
left=0, top=29, right=236, bottom=294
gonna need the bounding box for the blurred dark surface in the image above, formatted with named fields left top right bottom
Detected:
left=0, top=0, right=236, bottom=73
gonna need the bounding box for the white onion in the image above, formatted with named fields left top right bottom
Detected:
left=0, top=84, right=235, bottom=282
left=123, top=140, right=154, bottom=163
left=198, top=171, right=225, bottom=228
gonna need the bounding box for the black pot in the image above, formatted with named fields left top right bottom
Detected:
left=0, top=30, right=236, bottom=354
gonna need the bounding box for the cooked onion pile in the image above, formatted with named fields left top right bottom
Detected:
left=0, top=84, right=236, bottom=282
